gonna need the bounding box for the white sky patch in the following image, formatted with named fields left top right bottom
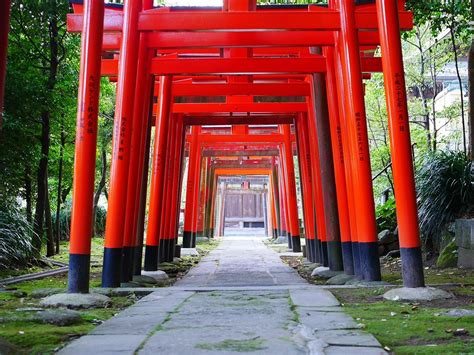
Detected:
left=164, top=0, right=223, bottom=6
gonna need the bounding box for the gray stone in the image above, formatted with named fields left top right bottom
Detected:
left=455, top=219, right=474, bottom=249
left=15, top=307, right=44, bottom=312
left=40, top=293, right=112, bottom=309
left=58, top=334, right=146, bottom=355
left=31, top=288, right=64, bottom=298
left=326, top=274, right=354, bottom=285
left=386, top=240, right=400, bottom=252
left=274, top=236, right=288, bottom=244
left=316, top=329, right=381, bottom=347
left=311, top=266, right=343, bottom=279
left=141, top=270, right=169, bottom=281
left=180, top=248, right=199, bottom=256
left=326, top=346, right=387, bottom=354
left=378, top=230, right=397, bottom=245
left=458, top=247, right=474, bottom=269
left=441, top=309, right=474, bottom=317
left=12, top=290, right=27, bottom=298
left=383, top=287, right=453, bottom=301
left=345, top=280, right=391, bottom=287
left=34, top=309, right=82, bottom=326
left=132, top=275, right=158, bottom=284
left=290, top=288, right=340, bottom=307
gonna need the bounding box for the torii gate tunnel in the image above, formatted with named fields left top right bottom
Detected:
left=42, top=0, right=425, bottom=292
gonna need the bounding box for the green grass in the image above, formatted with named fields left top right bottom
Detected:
left=331, top=288, right=474, bottom=354
left=381, top=265, right=474, bottom=286
left=0, top=276, right=134, bottom=354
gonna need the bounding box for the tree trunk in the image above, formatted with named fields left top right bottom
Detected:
left=92, top=147, right=107, bottom=236
left=32, top=3, right=59, bottom=257
left=55, top=126, right=65, bottom=253
left=449, top=25, right=467, bottom=154
left=32, top=111, right=50, bottom=256
left=45, top=180, right=55, bottom=257
left=24, top=163, right=32, bottom=223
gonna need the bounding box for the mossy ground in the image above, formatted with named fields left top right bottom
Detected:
left=0, top=237, right=220, bottom=353
left=331, top=286, right=474, bottom=354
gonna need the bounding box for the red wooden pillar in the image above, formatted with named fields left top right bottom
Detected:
left=102, top=0, right=143, bottom=287
left=281, top=125, right=301, bottom=252
left=159, top=112, right=177, bottom=262
left=377, top=0, right=424, bottom=287
left=306, top=97, right=327, bottom=265
left=337, top=0, right=381, bottom=281
left=169, top=116, right=183, bottom=255
left=0, top=0, right=10, bottom=130
left=333, top=41, right=362, bottom=278
left=144, top=76, right=172, bottom=270
left=196, top=154, right=208, bottom=242
left=325, top=47, right=354, bottom=275
left=68, top=0, right=104, bottom=294
left=183, top=126, right=201, bottom=247
left=295, top=113, right=317, bottom=262
left=277, top=160, right=289, bottom=242
left=121, top=31, right=153, bottom=282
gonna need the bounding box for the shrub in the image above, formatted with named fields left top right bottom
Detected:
left=0, top=200, right=37, bottom=269
left=52, top=201, right=107, bottom=240
left=375, top=197, right=397, bottom=232
left=416, top=151, right=473, bottom=249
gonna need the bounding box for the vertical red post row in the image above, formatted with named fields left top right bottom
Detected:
left=325, top=47, right=354, bottom=275
left=377, top=0, right=424, bottom=287
left=144, top=76, right=172, bottom=270
left=68, top=0, right=104, bottom=293
left=0, top=0, right=11, bottom=130
left=336, top=0, right=381, bottom=281
left=183, top=126, right=201, bottom=247
left=121, top=15, right=153, bottom=281
left=281, top=125, right=301, bottom=252
left=295, top=114, right=317, bottom=263
left=102, top=0, right=143, bottom=287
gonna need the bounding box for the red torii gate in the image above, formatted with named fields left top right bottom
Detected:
left=63, top=0, right=423, bottom=293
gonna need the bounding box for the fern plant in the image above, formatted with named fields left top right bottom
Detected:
left=416, top=151, right=473, bottom=249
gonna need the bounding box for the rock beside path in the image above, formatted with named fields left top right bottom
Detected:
left=311, top=267, right=343, bottom=279
left=34, top=309, right=82, bottom=326
left=383, top=287, right=453, bottom=301
left=40, top=293, right=111, bottom=309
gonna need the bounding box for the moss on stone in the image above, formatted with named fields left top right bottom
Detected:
left=436, top=240, right=458, bottom=268
left=195, top=338, right=267, bottom=352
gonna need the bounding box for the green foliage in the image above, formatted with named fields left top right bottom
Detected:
left=416, top=151, right=473, bottom=247
left=51, top=202, right=107, bottom=240
left=0, top=201, right=37, bottom=269
left=375, top=198, right=397, bottom=233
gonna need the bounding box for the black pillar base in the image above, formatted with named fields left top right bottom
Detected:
left=314, top=239, right=321, bottom=264
left=144, top=245, right=159, bottom=271
left=291, top=235, right=301, bottom=252
left=351, top=242, right=362, bottom=279
left=159, top=239, right=174, bottom=263
left=400, top=247, right=425, bottom=288
left=102, top=247, right=122, bottom=288
left=359, top=242, right=381, bottom=281
left=273, top=229, right=278, bottom=239
left=341, top=241, right=354, bottom=275
left=287, top=231, right=292, bottom=249
left=321, top=241, right=329, bottom=267
left=68, top=254, right=90, bottom=294
left=183, top=231, right=193, bottom=248
left=132, top=245, right=143, bottom=276
left=327, top=241, right=344, bottom=271
left=306, top=238, right=312, bottom=262
left=120, top=246, right=134, bottom=283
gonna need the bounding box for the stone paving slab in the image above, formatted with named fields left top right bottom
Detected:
left=60, top=238, right=386, bottom=355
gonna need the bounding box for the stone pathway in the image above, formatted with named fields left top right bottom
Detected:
left=60, top=237, right=387, bottom=354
